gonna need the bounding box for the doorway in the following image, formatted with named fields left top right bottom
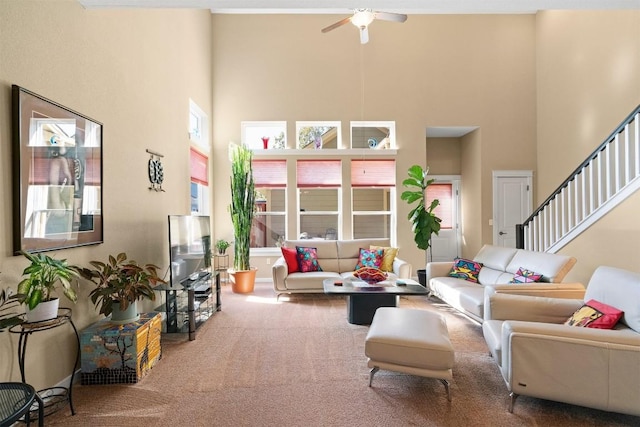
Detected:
left=492, top=170, right=533, bottom=248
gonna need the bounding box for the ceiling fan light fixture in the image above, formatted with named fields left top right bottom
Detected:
left=351, top=9, right=375, bottom=29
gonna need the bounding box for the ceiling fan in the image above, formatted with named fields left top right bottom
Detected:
left=321, top=9, right=408, bottom=44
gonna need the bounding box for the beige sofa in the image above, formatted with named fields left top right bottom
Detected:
left=272, top=238, right=412, bottom=296
left=482, top=266, right=640, bottom=416
left=426, top=245, right=583, bottom=323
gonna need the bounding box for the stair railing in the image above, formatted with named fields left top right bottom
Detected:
left=517, top=104, right=640, bottom=252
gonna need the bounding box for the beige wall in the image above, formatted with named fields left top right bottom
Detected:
left=426, top=137, right=462, bottom=175
left=211, top=14, right=537, bottom=275
left=0, top=1, right=212, bottom=388
left=536, top=10, right=640, bottom=285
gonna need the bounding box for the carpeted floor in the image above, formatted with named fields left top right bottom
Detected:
left=47, top=282, right=639, bottom=426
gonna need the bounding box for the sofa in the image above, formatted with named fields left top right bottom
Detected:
left=272, top=238, right=412, bottom=296
left=482, top=266, right=640, bottom=416
left=426, top=245, right=584, bottom=323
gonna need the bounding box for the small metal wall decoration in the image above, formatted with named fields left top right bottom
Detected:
left=146, top=149, right=165, bottom=192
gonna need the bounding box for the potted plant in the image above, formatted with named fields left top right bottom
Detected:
left=215, top=239, right=231, bottom=255
left=228, top=143, right=257, bottom=293
left=401, top=165, right=442, bottom=285
left=15, top=251, right=81, bottom=323
left=77, top=252, right=166, bottom=323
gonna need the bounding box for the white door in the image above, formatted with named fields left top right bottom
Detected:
left=427, top=176, right=461, bottom=261
left=493, top=171, right=532, bottom=248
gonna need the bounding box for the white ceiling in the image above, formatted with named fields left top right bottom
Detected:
left=78, top=0, right=640, bottom=14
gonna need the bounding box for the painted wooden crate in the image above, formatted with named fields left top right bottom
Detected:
left=80, top=312, right=162, bottom=384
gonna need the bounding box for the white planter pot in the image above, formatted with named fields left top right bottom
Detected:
left=25, top=298, right=59, bottom=323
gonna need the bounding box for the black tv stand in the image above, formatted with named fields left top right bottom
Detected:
left=155, top=271, right=221, bottom=340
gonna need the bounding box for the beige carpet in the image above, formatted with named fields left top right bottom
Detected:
left=47, top=282, right=639, bottom=426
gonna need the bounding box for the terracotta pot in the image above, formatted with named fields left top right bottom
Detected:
left=229, top=268, right=257, bottom=294
left=25, top=298, right=59, bottom=323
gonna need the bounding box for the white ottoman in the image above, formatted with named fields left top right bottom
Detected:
left=365, top=307, right=455, bottom=400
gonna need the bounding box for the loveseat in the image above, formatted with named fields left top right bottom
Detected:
left=272, top=238, right=412, bottom=296
left=482, top=266, right=640, bottom=416
left=426, top=245, right=584, bottom=323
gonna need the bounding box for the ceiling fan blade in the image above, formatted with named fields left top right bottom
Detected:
left=321, top=16, right=352, bottom=33
left=360, top=27, right=369, bottom=44
left=374, top=11, right=408, bottom=23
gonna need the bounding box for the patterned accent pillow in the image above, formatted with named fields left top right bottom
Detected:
left=295, top=246, right=323, bottom=273
left=369, top=245, right=399, bottom=272
left=448, top=258, right=483, bottom=283
left=355, top=248, right=383, bottom=270
left=509, top=267, right=543, bottom=283
left=281, top=246, right=299, bottom=273
left=565, top=299, right=624, bottom=329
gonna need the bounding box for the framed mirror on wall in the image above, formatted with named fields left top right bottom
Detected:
left=11, top=85, right=103, bottom=253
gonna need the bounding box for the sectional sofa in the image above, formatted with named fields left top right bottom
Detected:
left=272, top=238, right=412, bottom=296
left=426, top=245, right=584, bottom=323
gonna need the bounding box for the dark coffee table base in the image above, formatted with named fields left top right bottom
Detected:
left=348, top=294, right=399, bottom=325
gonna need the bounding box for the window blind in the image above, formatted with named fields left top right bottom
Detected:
left=297, top=160, right=342, bottom=187
left=351, top=160, right=396, bottom=187
left=253, top=160, right=287, bottom=187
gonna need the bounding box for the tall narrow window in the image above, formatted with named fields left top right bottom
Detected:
left=351, top=160, right=396, bottom=239
left=426, top=183, right=453, bottom=229
left=252, top=160, right=287, bottom=248
left=297, top=160, right=341, bottom=239
left=190, top=148, right=209, bottom=215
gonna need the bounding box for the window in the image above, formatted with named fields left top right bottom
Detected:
left=297, top=160, right=341, bottom=239
left=296, top=121, right=341, bottom=149
left=350, top=121, right=396, bottom=149
left=351, top=160, right=396, bottom=239
left=190, top=148, right=209, bottom=215
left=251, top=160, right=287, bottom=248
left=241, top=121, right=286, bottom=150
left=189, top=100, right=209, bottom=215
left=426, top=183, right=453, bottom=229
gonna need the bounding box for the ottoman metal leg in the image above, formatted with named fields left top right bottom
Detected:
left=440, top=379, right=451, bottom=401
left=368, top=366, right=379, bottom=387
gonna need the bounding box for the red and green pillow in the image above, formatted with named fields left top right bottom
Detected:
left=355, top=248, right=383, bottom=270
left=295, top=246, right=323, bottom=273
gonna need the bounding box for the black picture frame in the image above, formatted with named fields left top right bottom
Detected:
left=11, top=85, right=103, bottom=254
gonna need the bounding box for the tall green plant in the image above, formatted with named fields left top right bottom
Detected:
left=401, top=165, right=442, bottom=251
left=229, top=144, right=256, bottom=271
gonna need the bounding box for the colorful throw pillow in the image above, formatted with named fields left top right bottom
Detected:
left=448, top=258, right=483, bottom=283
left=509, top=267, right=543, bottom=283
left=369, top=245, right=399, bottom=272
left=281, top=246, right=299, bottom=273
left=295, top=246, right=323, bottom=273
left=353, top=267, right=388, bottom=284
left=355, top=248, right=383, bottom=270
left=565, top=299, right=624, bottom=329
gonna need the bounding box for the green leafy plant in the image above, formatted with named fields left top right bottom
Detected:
left=229, top=144, right=256, bottom=271
left=16, top=251, right=80, bottom=310
left=215, top=239, right=231, bottom=254
left=76, top=252, right=166, bottom=317
left=401, top=165, right=442, bottom=252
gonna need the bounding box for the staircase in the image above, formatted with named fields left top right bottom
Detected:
left=517, top=104, right=640, bottom=253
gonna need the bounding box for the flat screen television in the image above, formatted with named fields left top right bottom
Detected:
left=168, top=215, right=212, bottom=288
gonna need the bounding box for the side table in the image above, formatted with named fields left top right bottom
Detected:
left=9, top=308, right=79, bottom=418
left=214, top=254, right=229, bottom=284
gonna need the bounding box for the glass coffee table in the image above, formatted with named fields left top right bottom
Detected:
left=323, top=278, right=428, bottom=325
